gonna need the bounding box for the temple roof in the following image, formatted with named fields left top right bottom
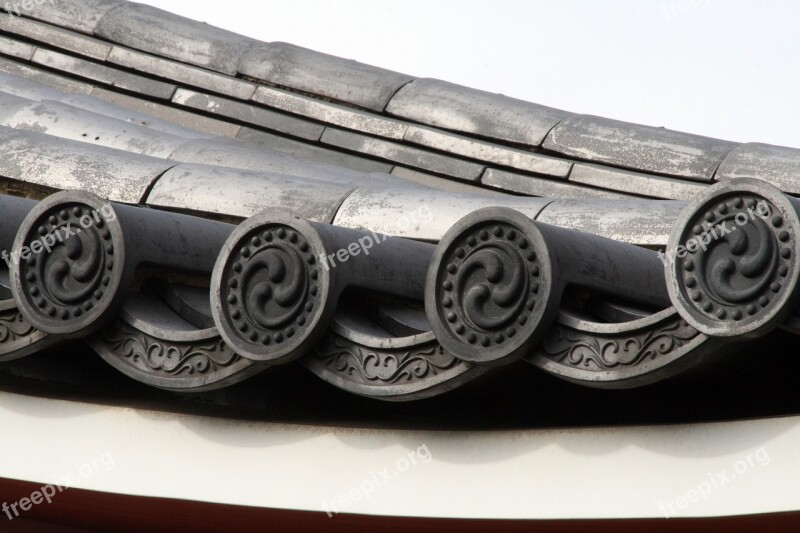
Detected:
left=0, top=0, right=797, bottom=416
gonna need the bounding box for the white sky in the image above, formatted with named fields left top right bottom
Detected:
left=141, top=0, right=800, bottom=148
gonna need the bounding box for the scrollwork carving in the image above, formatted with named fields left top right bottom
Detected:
left=312, top=334, right=461, bottom=384
left=0, top=307, right=37, bottom=344
left=98, top=320, right=240, bottom=376
left=539, top=316, right=700, bottom=370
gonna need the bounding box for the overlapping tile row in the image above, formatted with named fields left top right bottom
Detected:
left=1, top=176, right=796, bottom=398
left=3, top=0, right=797, bottom=202
left=0, top=0, right=797, bottom=403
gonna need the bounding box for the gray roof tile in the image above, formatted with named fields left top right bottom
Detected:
left=147, top=164, right=353, bottom=222
left=405, top=125, right=571, bottom=178
left=0, top=92, right=27, bottom=122
left=320, top=128, right=484, bottom=181
left=481, top=168, right=633, bottom=199
left=569, top=163, right=707, bottom=200
left=167, top=137, right=380, bottom=186
left=60, top=93, right=214, bottom=139
left=0, top=14, right=111, bottom=60
left=0, top=70, right=69, bottom=100
left=333, top=188, right=551, bottom=241
left=536, top=199, right=686, bottom=246
left=12, top=0, right=123, bottom=34
left=0, top=126, right=175, bottom=203
left=31, top=49, right=176, bottom=99
left=173, top=88, right=323, bottom=141
left=252, top=85, right=408, bottom=139
left=236, top=126, right=393, bottom=174
left=0, top=99, right=186, bottom=158
left=107, top=46, right=256, bottom=100
left=390, top=166, right=505, bottom=195
left=0, top=56, right=93, bottom=95
left=715, top=142, right=800, bottom=194
left=91, top=87, right=240, bottom=137
left=95, top=3, right=255, bottom=75
left=543, top=114, right=736, bottom=182
left=386, top=78, right=571, bottom=147
left=0, top=35, right=36, bottom=61
left=238, top=42, right=413, bottom=112
left=481, top=168, right=630, bottom=200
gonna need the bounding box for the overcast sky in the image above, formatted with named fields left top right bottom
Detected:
left=141, top=0, right=800, bottom=148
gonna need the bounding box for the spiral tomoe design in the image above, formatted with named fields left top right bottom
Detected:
left=214, top=220, right=330, bottom=363
left=427, top=212, right=555, bottom=365
left=668, top=181, right=800, bottom=338
left=14, top=201, right=122, bottom=335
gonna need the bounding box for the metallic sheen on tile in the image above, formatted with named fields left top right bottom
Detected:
left=1, top=100, right=187, bottom=158
left=535, top=198, right=685, bottom=246
left=333, top=188, right=552, bottom=241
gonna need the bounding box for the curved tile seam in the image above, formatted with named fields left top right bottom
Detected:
left=139, top=163, right=181, bottom=206
left=380, top=77, right=415, bottom=114
left=708, top=143, right=740, bottom=181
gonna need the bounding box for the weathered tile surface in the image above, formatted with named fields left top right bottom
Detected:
left=569, top=163, right=707, bottom=200
left=108, top=47, right=255, bottom=100
left=715, top=142, right=800, bottom=194
left=239, top=42, right=413, bottom=112
left=95, top=2, right=254, bottom=75
left=252, top=86, right=407, bottom=139
left=481, top=168, right=633, bottom=199
left=544, top=114, right=736, bottom=182
left=386, top=78, right=571, bottom=147
left=0, top=126, right=175, bottom=203
left=174, top=88, right=323, bottom=141
left=321, top=128, right=484, bottom=181
left=32, top=49, right=176, bottom=99
left=405, top=126, right=571, bottom=177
